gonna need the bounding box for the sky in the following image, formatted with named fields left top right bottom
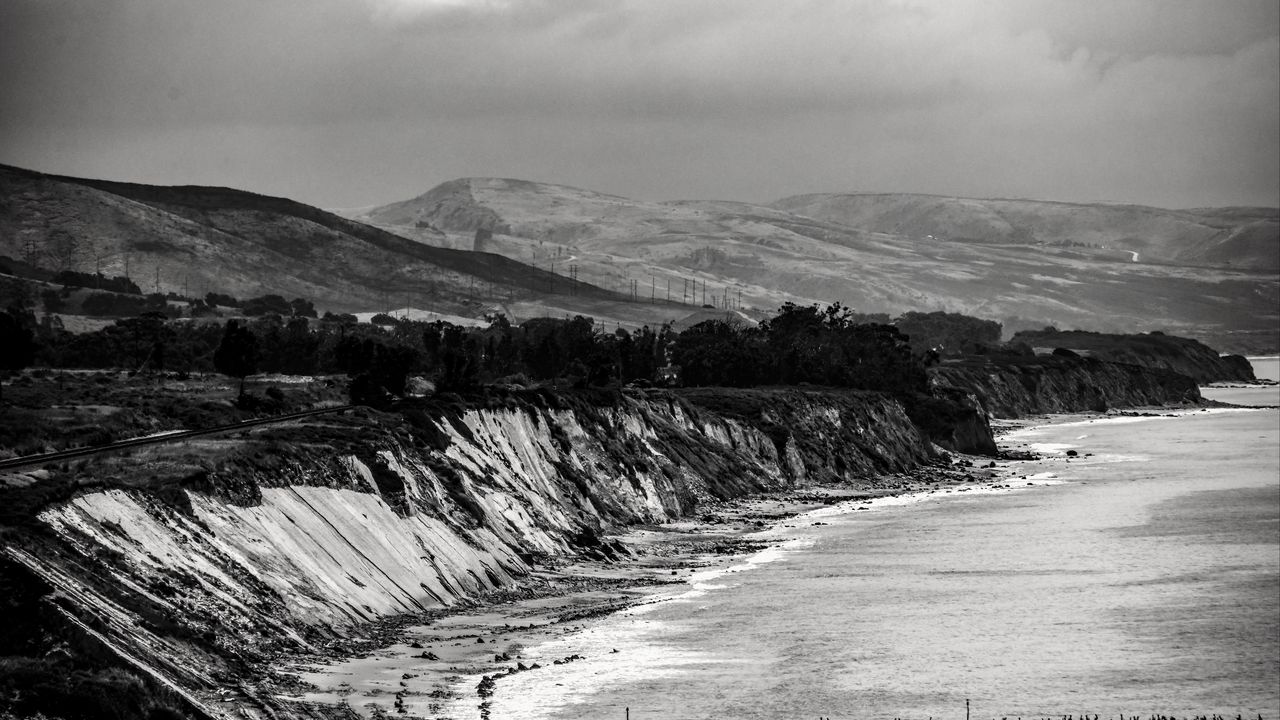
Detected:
left=1, top=0, right=1277, bottom=210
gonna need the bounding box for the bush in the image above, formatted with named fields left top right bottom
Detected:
left=40, top=290, right=65, bottom=313
left=205, top=292, right=240, bottom=308
left=53, top=270, right=141, bottom=295
left=81, top=293, right=166, bottom=317
left=241, top=294, right=291, bottom=316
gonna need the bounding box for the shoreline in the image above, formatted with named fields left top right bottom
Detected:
left=268, top=449, right=1045, bottom=718
left=267, top=404, right=1274, bottom=718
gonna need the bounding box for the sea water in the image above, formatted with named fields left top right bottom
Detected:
left=485, top=375, right=1280, bottom=719
left=1246, top=357, right=1280, bottom=382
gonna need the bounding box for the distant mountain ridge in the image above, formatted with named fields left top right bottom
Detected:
left=357, top=177, right=1279, bottom=353
left=2, top=165, right=1275, bottom=352
left=771, top=192, right=1279, bottom=270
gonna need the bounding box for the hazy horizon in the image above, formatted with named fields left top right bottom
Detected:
left=2, top=0, right=1277, bottom=210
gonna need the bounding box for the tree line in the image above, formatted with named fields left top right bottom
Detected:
left=1, top=301, right=1006, bottom=405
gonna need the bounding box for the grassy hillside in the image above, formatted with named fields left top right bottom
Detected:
left=360, top=178, right=1280, bottom=353
left=0, top=165, right=633, bottom=321
left=772, top=192, right=1279, bottom=271
left=5, top=163, right=1275, bottom=351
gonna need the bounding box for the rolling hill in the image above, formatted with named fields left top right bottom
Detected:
left=356, top=178, right=1279, bottom=352
left=0, top=164, right=652, bottom=322
left=3, top=164, right=1275, bottom=352
left=771, top=193, right=1279, bottom=271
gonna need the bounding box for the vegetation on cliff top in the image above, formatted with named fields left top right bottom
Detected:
left=2, top=295, right=1248, bottom=462
left=1010, top=328, right=1256, bottom=384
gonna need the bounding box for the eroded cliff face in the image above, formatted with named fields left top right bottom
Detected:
left=931, top=355, right=1203, bottom=419
left=3, top=388, right=937, bottom=717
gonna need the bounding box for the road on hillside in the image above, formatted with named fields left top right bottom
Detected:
left=0, top=404, right=358, bottom=472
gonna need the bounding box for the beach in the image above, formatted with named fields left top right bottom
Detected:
left=279, top=375, right=1279, bottom=719
left=279, top=463, right=1025, bottom=717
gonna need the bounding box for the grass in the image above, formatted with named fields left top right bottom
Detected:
left=0, top=370, right=348, bottom=458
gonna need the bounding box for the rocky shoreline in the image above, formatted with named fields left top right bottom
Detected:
left=265, top=458, right=1028, bottom=719
left=265, top=404, right=1255, bottom=719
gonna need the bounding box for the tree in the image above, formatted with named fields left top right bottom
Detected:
left=241, top=294, right=291, bottom=316
left=0, top=309, right=36, bottom=402
left=278, top=317, right=320, bottom=374
left=438, top=325, right=479, bottom=389
left=205, top=292, right=240, bottom=308
left=895, top=311, right=1002, bottom=357
left=213, top=320, right=259, bottom=398
left=289, top=297, right=317, bottom=318
left=671, top=319, right=763, bottom=387
left=759, top=302, right=829, bottom=384
left=340, top=337, right=419, bottom=405
left=114, top=312, right=171, bottom=372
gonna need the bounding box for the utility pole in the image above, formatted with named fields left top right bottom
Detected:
left=650, top=274, right=655, bottom=303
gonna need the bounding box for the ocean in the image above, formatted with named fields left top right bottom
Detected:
left=484, top=362, right=1280, bottom=720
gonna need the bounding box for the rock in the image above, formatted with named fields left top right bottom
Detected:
left=1066, top=450, right=1078, bottom=457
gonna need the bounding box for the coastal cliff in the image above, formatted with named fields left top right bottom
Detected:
left=1, top=388, right=936, bottom=717
left=1009, top=329, right=1257, bottom=383
left=0, top=353, right=1215, bottom=718
left=931, top=355, right=1203, bottom=419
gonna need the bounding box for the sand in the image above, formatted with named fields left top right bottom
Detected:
left=269, top=462, right=1024, bottom=719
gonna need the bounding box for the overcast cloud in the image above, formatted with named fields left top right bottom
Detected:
left=1, top=0, right=1276, bottom=208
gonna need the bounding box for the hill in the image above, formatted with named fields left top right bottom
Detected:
left=771, top=193, right=1279, bottom=271
left=359, top=178, right=1280, bottom=353
left=0, top=164, right=646, bottom=322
